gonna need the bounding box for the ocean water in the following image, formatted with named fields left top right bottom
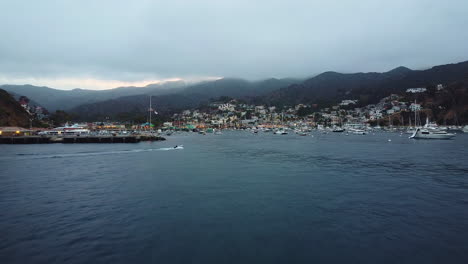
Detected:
left=1, top=131, right=468, bottom=264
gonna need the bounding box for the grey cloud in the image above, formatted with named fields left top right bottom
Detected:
left=1, top=0, right=468, bottom=87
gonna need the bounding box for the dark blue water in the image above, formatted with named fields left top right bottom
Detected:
left=1, top=131, right=468, bottom=264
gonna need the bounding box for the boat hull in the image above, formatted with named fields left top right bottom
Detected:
left=411, top=134, right=455, bottom=139
left=410, top=129, right=455, bottom=139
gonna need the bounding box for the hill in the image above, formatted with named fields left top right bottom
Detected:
left=4, top=60, right=468, bottom=122
left=69, top=78, right=299, bottom=121
left=0, top=89, right=31, bottom=127
left=180, top=77, right=298, bottom=98
left=262, top=61, right=468, bottom=107
left=0, top=80, right=186, bottom=111
left=0, top=77, right=297, bottom=112
left=70, top=93, right=201, bottom=122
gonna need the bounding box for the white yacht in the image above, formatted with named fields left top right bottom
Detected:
left=462, top=125, right=468, bottom=133
left=409, top=128, right=455, bottom=139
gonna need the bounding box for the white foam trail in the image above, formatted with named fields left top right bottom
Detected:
left=10, top=146, right=184, bottom=160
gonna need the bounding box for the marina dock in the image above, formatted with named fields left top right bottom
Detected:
left=0, top=135, right=166, bottom=144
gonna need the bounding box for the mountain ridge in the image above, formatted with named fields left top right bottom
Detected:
left=261, top=60, right=468, bottom=106
left=2, top=60, right=468, bottom=121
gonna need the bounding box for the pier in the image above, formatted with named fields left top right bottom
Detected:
left=0, top=135, right=166, bottom=144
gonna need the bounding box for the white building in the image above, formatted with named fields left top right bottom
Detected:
left=339, top=100, right=358, bottom=106
left=218, top=103, right=235, bottom=112
left=406, top=88, right=427, bottom=93
left=410, top=103, right=422, bottom=111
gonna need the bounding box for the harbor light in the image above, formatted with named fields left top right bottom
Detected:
left=15, top=131, right=20, bottom=134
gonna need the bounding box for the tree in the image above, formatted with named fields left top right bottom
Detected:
left=245, top=110, right=253, bottom=120
left=49, top=110, right=75, bottom=126
left=297, top=106, right=314, bottom=117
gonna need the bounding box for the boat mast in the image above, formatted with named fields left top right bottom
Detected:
left=414, top=99, right=418, bottom=127
left=149, top=95, right=152, bottom=131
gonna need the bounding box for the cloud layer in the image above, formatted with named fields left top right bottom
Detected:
left=1, top=0, right=468, bottom=89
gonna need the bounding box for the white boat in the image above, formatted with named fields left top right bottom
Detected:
left=424, top=118, right=447, bottom=131
left=462, top=125, right=468, bottom=133
left=409, top=128, right=455, bottom=139
left=275, top=130, right=288, bottom=135
left=349, top=128, right=367, bottom=135
left=332, top=127, right=345, bottom=132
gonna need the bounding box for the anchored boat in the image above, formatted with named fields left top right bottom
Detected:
left=409, top=128, right=455, bottom=139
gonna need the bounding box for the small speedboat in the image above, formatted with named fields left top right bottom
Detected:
left=349, top=128, right=367, bottom=135
left=274, top=130, right=288, bottom=135
left=332, top=127, right=345, bottom=132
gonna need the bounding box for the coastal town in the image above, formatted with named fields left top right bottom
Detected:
left=1, top=83, right=467, bottom=143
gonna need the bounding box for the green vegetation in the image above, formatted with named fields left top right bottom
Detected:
left=0, top=89, right=30, bottom=127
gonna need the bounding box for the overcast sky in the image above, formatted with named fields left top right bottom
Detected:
left=1, top=0, right=468, bottom=90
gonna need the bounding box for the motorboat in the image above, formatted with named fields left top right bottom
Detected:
left=409, top=128, right=455, bottom=139
left=332, top=127, right=345, bottom=132
left=275, top=130, right=288, bottom=135
left=349, top=128, right=367, bottom=135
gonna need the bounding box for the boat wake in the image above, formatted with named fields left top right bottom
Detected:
left=11, top=146, right=184, bottom=160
